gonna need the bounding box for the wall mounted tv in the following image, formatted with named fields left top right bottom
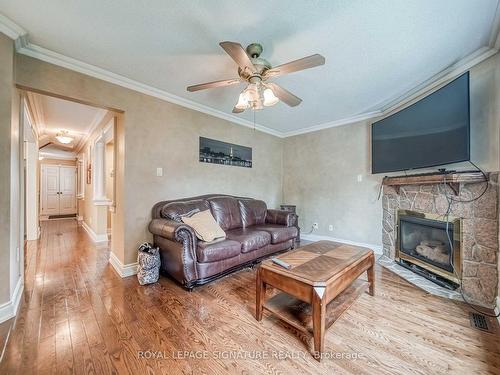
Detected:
left=371, top=72, right=470, bottom=174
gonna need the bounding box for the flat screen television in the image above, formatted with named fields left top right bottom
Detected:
left=371, top=72, right=470, bottom=174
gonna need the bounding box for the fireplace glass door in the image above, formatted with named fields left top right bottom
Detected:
left=399, top=215, right=454, bottom=273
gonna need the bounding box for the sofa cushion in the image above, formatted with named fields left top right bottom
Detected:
left=181, top=210, right=226, bottom=242
left=238, top=199, right=267, bottom=227
left=161, top=199, right=210, bottom=222
left=196, top=239, right=241, bottom=263
left=226, top=228, right=271, bottom=253
left=208, top=197, right=243, bottom=231
left=254, top=224, right=298, bottom=244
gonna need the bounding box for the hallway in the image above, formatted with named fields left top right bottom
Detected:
left=0, top=219, right=132, bottom=374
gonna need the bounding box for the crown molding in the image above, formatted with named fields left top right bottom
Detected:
left=379, top=46, right=498, bottom=117
left=5, top=11, right=500, bottom=139
left=74, top=108, right=108, bottom=154
left=283, top=45, right=499, bottom=137
left=15, top=39, right=283, bottom=138
left=0, top=13, right=26, bottom=40
left=282, top=111, right=381, bottom=137
left=25, top=91, right=46, bottom=135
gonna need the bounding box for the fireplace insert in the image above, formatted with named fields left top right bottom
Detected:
left=396, top=210, right=462, bottom=289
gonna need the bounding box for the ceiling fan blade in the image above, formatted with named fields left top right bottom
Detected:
left=267, top=83, right=302, bottom=107
left=219, top=41, right=256, bottom=74
left=187, top=78, right=241, bottom=92
left=232, top=106, right=245, bottom=113
left=264, top=54, right=325, bottom=78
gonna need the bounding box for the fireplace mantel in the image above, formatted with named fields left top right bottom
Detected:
left=382, top=171, right=487, bottom=195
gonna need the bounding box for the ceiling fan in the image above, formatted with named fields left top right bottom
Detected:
left=187, top=42, right=325, bottom=113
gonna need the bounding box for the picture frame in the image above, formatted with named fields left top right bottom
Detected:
left=199, top=137, right=252, bottom=168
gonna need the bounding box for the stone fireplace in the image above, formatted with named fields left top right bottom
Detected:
left=382, top=172, right=499, bottom=307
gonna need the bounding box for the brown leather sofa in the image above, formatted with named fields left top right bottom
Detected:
left=149, top=194, right=298, bottom=289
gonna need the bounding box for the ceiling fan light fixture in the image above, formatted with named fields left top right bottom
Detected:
left=187, top=41, right=325, bottom=113
left=235, top=92, right=249, bottom=109
left=263, top=87, right=279, bottom=107
left=55, top=130, right=73, bottom=144
left=249, top=99, right=264, bottom=111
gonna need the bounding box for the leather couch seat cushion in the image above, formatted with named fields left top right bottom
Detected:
left=254, top=224, right=298, bottom=244
left=226, top=228, right=271, bottom=253
left=238, top=199, right=267, bottom=227
left=196, top=239, right=241, bottom=263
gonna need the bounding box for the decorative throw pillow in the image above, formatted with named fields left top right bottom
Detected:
left=181, top=209, right=226, bottom=242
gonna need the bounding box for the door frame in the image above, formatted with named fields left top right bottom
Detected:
left=40, top=164, right=77, bottom=218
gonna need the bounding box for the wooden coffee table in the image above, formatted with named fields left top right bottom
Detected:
left=256, top=241, right=375, bottom=360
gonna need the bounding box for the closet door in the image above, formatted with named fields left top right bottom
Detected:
left=59, top=166, right=77, bottom=215
left=41, top=165, right=60, bottom=215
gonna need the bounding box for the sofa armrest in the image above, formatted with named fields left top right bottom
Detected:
left=149, top=218, right=199, bottom=285
left=149, top=218, right=197, bottom=245
left=266, top=209, right=297, bottom=227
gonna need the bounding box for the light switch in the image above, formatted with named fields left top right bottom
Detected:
left=156, top=167, right=163, bottom=177
left=357, top=174, right=363, bottom=182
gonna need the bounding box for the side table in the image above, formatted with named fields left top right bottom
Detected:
left=280, top=204, right=300, bottom=243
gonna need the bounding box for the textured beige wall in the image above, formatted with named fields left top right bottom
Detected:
left=284, top=53, right=500, bottom=246
left=284, top=120, right=383, bottom=246
left=16, top=54, right=283, bottom=265
left=0, top=34, right=14, bottom=303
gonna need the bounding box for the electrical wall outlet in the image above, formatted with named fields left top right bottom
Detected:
left=328, top=225, right=334, bottom=231
left=312, top=222, right=319, bottom=229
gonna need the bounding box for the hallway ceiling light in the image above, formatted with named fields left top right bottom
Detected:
left=55, top=130, right=73, bottom=144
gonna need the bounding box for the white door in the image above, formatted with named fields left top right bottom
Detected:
left=59, top=166, right=76, bottom=215
left=41, top=165, right=76, bottom=216
left=41, top=165, right=60, bottom=215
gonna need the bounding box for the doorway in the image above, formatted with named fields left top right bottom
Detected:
left=21, top=90, right=119, bottom=245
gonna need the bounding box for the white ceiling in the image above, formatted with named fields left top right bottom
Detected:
left=2, top=0, right=500, bottom=134
left=27, top=92, right=107, bottom=151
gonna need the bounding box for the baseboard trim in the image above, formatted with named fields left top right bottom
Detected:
left=300, top=233, right=383, bottom=254
left=0, top=278, right=24, bottom=324
left=81, top=221, right=108, bottom=243
left=109, top=252, right=138, bottom=278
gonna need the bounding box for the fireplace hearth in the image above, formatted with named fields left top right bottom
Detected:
left=396, top=210, right=462, bottom=289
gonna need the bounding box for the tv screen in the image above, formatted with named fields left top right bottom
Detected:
left=371, top=72, right=470, bottom=174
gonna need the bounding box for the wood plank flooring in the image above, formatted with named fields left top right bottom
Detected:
left=1, top=219, right=499, bottom=374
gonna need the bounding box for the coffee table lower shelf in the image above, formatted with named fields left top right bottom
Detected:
left=263, top=279, right=369, bottom=335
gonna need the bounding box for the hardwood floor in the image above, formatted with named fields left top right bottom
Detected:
left=1, top=219, right=499, bottom=374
